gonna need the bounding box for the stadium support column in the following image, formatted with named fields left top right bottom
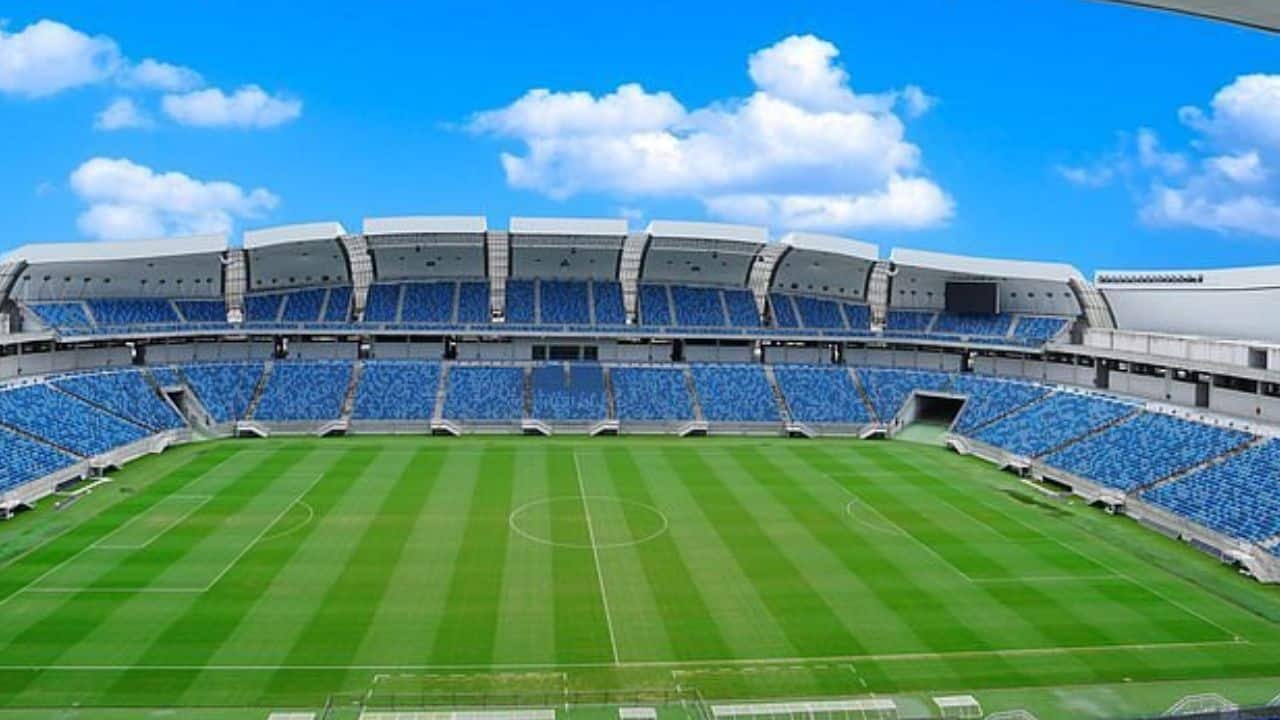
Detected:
left=340, top=234, right=373, bottom=321
left=748, top=243, right=787, bottom=321
left=867, top=261, right=892, bottom=331
left=224, top=250, right=247, bottom=323
left=619, top=232, right=649, bottom=324
left=487, top=230, right=509, bottom=320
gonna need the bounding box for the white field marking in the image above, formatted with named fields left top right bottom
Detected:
left=829, top=472, right=1130, bottom=584
left=0, top=450, right=244, bottom=578
left=842, top=499, right=907, bottom=538
left=508, top=496, right=668, bottom=550
left=0, top=638, right=1247, bottom=673
left=259, top=501, right=315, bottom=543
left=921, top=455, right=1247, bottom=640
left=93, top=494, right=213, bottom=550
left=23, top=472, right=326, bottom=596
left=0, top=453, right=248, bottom=607
left=574, top=451, right=620, bottom=665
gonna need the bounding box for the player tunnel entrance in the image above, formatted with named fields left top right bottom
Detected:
left=893, top=392, right=966, bottom=442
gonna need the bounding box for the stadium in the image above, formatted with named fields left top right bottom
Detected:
left=2, top=3, right=1280, bottom=720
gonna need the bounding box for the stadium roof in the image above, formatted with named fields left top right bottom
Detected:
left=5, top=234, right=226, bottom=264
left=1100, top=0, right=1280, bottom=31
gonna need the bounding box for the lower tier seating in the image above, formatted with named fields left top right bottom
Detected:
left=856, top=368, right=953, bottom=422
left=950, top=376, right=1049, bottom=433
left=182, top=362, right=265, bottom=423
left=532, top=364, right=607, bottom=420
left=444, top=366, right=525, bottom=420
left=1044, top=412, right=1253, bottom=492
left=0, top=384, right=147, bottom=456
left=353, top=361, right=440, bottom=420
left=255, top=361, right=353, bottom=421
left=691, top=364, right=779, bottom=422
left=773, top=365, right=870, bottom=424
left=53, top=370, right=184, bottom=431
left=0, top=426, right=78, bottom=491
left=1142, top=440, right=1280, bottom=542
left=971, top=392, right=1133, bottom=458
left=611, top=366, right=692, bottom=421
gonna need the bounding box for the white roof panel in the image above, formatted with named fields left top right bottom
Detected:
left=363, top=216, right=487, bottom=236
left=781, top=232, right=879, bottom=262
left=891, top=247, right=1083, bottom=283
left=645, top=220, right=768, bottom=245
left=7, top=234, right=226, bottom=264
left=243, top=222, right=347, bottom=249
left=509, top=217, right=627, bottom=237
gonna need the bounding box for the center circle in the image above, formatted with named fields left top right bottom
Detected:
left=508, top=496, right=669, bottom=550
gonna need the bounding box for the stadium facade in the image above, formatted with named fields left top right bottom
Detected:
left=0, top=216, right=1278, bottom=583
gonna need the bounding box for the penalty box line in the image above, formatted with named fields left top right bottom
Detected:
left=16, top=472, right=325, bottom=597
left=0, top=638, right=1249, bottom=673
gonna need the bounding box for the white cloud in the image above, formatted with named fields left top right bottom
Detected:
left=468, top=34, right=949, bottom=232
left=119, top=57, right=202, bottom=91
left=1068, top=74, right=1280, bottom=240
left=94, top=97, right=152, bottom=130
left=162, top=84, right=302, bottom=128
left=1056, top=164, right=1116, bottom=188
left=69, top=157, right=279, bottom=240
left=0, top=19, right=120, bottom=97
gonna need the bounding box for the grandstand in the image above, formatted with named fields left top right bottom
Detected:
left=0, top=215, right=1279, bottom=719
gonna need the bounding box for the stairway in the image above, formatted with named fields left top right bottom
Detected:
left=244, top=362, right=274, bottom=421
left=846, top=367, right=879, bottom=422
left=340, top=361, right=364, bottom=420
left=602, top=366, right=618, bottom=420
left=761, top=364, right=791, bottom=424
left=432, top=364, right=450, bottom=422
left=1032, top=404, right=1141, bottom=460
left=683, top=365, right=705, bottom=423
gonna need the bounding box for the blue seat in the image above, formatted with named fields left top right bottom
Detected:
left=0, top=426, right=78, bottom=491
left=0, top=384, right=147, bottom=456
left=1143, top=440, right=1280, bottom=542
left=934, top=313, right=1013, bottom=337
left=950, top=375, right=1048, bottom=433
left=592, top=282, right=626, bottom=325
left=182, top=362, right=265, bottom=423
left=671, top=286, right=727, bottom=327
left=364, top=284, right=402, bottom=322
left=843, top=303, right=871, bottom=331
left=175, top=299, right=225, bottom=323
left=353, top=361, right=439, bottom=420
left=540, top=281, right=590, bottom=325
left=444, top=366, right=525, bottom=420
left=400, top=282, right=455, bottom=323
left=505, top=281, right=536, bottom=324
left=323, top=287, right=353, bottom=322
left=972, top=392, right=1133, bottom=457
left=886, top=310, right=934, bottom=332
left=27, top=302, right=93, bottom=329
left=254, top=361, right=353, bottom=421
left=639, top=285, right=672, bottom=326
left=691, top=364, right=779, bottom=422
left=611, top=366, right=693, bottom=420
left=456, top=282, right=490, bottom=323
left=793, top=295, right=845, bottom=329
left=279, top=288, right=328, bottom=322
left=531, top=363, right=607, bottom=420
left=856, top=368, right=953, bottom=422
left=724, top=290, right=760, bottom=327
left=769, top=294, right=799, bottom=328
left=87, top=298, right=179, bottom=326
left=1014, top=316, right=1069, bottom=341
left=773, top=365, right=870, bottom=424
left=54, top=369, right=184, bottom=431
left=244, top=294, right=284, bottom=322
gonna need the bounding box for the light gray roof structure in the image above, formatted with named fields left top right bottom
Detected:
left=1099, top=0, right=1280, bottom=31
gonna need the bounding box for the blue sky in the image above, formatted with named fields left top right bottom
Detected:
left=2, top=0, right=1278, bottom=273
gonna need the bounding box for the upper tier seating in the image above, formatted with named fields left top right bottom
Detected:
left=793, top=295, right=845, bottom=329
left=175, top=299, right=225, bottom=323
left=971, top=392, right=1133, bottom=458
left=353, top=361, right=439, bottom=420
left=691, top=364, right=779, bottom=422
left=400, top=282, right=455, bottom=323
left=725, top=290, right=761, bottom=327
left=0, top=425, right=78, bottom=491
left=54, top=370, right=184, bottom=431
left=671, top=285, right=727, bottom=327
left=148, top=367, right=181, bottom=387
left=182, top=362, right=265, bottom=423
left=950, top=375, right=1048, bottom=433
left=254, top=361, right=353, bottom=421
left=886, top=310, right=934, bottom=332
left=773, top=365, right=871, bottom=424
left=769, top=294, right=799, bottom=328
left=444, top=366, right=525, bottom=420
left=28, top=302, right=92, bottom=329
left=245, top=294, right=284, bottom=322
left=323, top=286, right=352, bottom=322
left=1142, top=440, right=1280, bottom=542
left=531, top=363, right=608, bottom=420
left=364, top=284, right=402, bottom=322
left=456, top=282, right=490, bottom=323
left=1044, top=412, right=1253, bottom=492
left=505, top=281, right=536, bottom=324
left=540, top=281, right=591, bottom=325
left=279, top=288, right=328, bottom=322
left=0, top=384, right=147, bottom=456
left=1014, top=316, right=1069, bottom=341
left=843, top=303, right=871, bottom=331
left=856, top=368, right=953, bottom=422
left=611, top=366, right=693, bottom=421
left=933, top=313, right=1013, bottom=337
left=593, top=282, right=626, bottom=325
left=639, top=285, right=673, bottom=326
left=87, top=298, right=179, bottom=326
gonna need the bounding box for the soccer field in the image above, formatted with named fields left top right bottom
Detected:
left=1, top=435, right=1279, bottom=719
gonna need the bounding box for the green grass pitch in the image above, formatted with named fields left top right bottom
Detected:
left=1, top=435, right=1279, bottom=719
